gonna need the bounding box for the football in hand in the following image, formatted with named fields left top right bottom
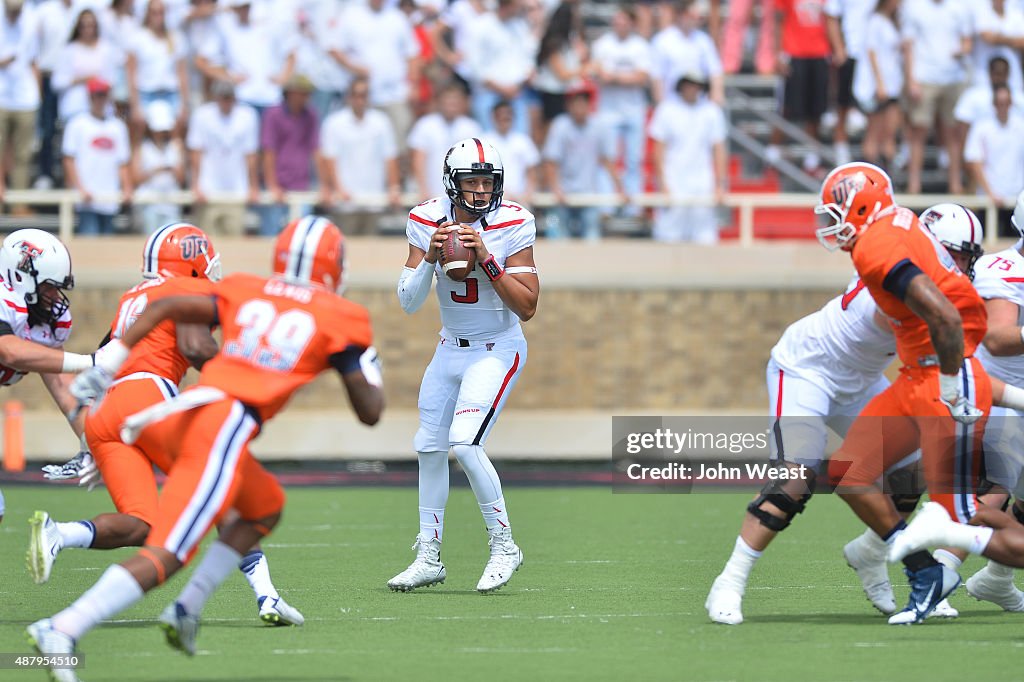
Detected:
left=440, top=229, right=476, bottom=282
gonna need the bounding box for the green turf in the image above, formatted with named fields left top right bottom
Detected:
left=0, top=486, right=1020, bottom=681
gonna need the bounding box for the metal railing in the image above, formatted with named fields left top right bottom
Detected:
left=0, top=189, right=1006, bottom=248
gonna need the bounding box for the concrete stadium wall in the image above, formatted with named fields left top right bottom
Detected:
left=4, top=236, right=922, bottom=460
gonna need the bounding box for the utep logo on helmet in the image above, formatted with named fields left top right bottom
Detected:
left=180, top=235, right=208, bottom=261
left=17, top=241, right=43, bottom=273
left=831, top=172, right=866, bottom=205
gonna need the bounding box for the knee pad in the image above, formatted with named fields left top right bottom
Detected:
left=886, top=468, right=923, bottom=514
left=747, top=472, right=816, bottom=532
left=451, top=443, right=481, bottom=466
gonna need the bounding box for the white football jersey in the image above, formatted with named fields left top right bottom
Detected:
left=973, top=247, right=1024, bottom=386
left=0, top=280, right=72, bottom=386
left=406, top=196, right=536, bottom=340
left=770, top=277, right=896, bottom=404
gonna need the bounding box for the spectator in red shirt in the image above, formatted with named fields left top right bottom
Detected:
left=772, top=0, right=831, bottom=173
left=259, top=74, right=319, bottom=236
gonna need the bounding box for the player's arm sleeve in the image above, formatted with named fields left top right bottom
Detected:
left=881, top=259, right=925, bottom=301
left=974, top=274, right=1024, bottom=306
left=398, top=258, right=434, bottom=314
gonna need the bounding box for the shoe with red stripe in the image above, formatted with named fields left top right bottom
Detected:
left=476, top=527, right=523, bottom=593
left=388, top=535, right=446, bottom=592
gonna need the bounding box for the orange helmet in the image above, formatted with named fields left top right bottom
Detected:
left=142, top=222, right=221, bottom=281
left=273, top=216, right=345, bottom=291
left=815, top=162, right=895, bottom=251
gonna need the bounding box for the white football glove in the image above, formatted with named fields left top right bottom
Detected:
left=939, top=372, right=984, bottom=425
left=40, top=451, right=101, bottom=491
left=69, top=366, right=114, bottom=418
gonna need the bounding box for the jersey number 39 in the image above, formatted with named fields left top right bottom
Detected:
left=224, top=299, right=315, bottom=371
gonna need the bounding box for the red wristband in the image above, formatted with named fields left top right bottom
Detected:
left=481, top=255, right=504, bottom=281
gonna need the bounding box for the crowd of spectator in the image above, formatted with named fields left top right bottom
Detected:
left=0, top=0, right=1020, bottom=241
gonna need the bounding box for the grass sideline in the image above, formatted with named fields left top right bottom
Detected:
left=0, top=486, right=1020, bottom=681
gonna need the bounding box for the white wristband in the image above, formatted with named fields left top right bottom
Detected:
left=93, top=339, right=131, bottom=374
left=61, top=352, right=95, bottom=373
left=359, top=346, right=383, bottom=388
left=939, top=372, right=961, bottom=402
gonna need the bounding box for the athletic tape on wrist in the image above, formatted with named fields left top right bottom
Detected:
left=481, top=255, right=503, bottom=281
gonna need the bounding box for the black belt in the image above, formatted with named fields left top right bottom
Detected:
left=457, top=338, right=471, bottom=347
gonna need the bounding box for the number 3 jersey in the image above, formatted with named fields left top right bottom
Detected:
left=198, top=272, right=374, bottom=421
left=407, top=196, right=536, bottom=340
left=0, top=281, right=72, bottom=386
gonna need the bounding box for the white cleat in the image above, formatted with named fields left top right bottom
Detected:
left=27, top=510, right=63, bottom=585
left=705, top=576, right=744, bottom=625
left=258, top=595, right=305, bottom=626
left=476, top=527, right=523, bottom=593
left=387, top=535, right=446, bottom=592
left=843, top=535, right=896, bottom=614
left=26, top=618, right=79, bottom=682
left=966, top=564, right=1024, bottom=612
left=927, top=598, right=959, bottom=619
left=159, top=601, right=199, bottom=656
left=888, top=502, right=954, bottom=563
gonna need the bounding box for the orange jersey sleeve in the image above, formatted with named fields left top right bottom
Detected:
left=198, top=273, right=374, bottom=421
left=110, top=276, right=217, bottom=384
left=852, top=207, right=987, bottom=366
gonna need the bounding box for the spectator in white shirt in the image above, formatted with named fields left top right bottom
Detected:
left=62, top=77, right=132, bottom=235
left=970, top=0, right=1024, bottom=93
left=408, top=82, right=481, bottom=200
left=465, top=0, right=536, bottom=137
left=965, top=85, right=1024, bottom=236
left=430, top=0, right=487, bottom=88
left=195, top=0, right=295, bottom=116
left=591, top=5, right=651, bottom=215
left=186, top=79, right=259, bottom=235
left=901, top=0, right=972, bottom=193
left=0, top=0, right=41, bottom=211
left=485, top=99, right=540, bottom=203
left=318, top=76, right=400, bottom=235
left=651, top=0, right=723, bottom=104
left=532, top=2, right=585, bottom=140
left=127, top=0, right=190, bottom=136
left=852, top=0, right=902, bottom=170
left=824, top=0, right=874, bottom=165
left=132, top=99, right=184, bottom=233
left=295, top=0, right=349, bottom=122
left=542, top=86, right=624, bottom=240
left=955, top=57, right=1024, bottom=130
left=51, top=9, right=124, bottom=122
left=331, top=0, right=419, bottom=152
left=649, top=73, right=727, bottom=244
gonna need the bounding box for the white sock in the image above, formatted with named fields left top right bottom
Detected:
left=943, top=523, right=994, bottom=556
left=52, top=564, right=144, bottom=641
left=718, top=537, right=762, bottom=592
left=57, top=521, right=95, bottom=549
left=855, top=527, right=889, bottom=559
left=238, top=550, right=278, bottom=601
left=418, top=450, right=449, bottom=539
left=177, top=542, right=242, bottom=616
left=933, top=549, right=962, bottom=570
left=479, top=497, right=510, bottom=532
left=419, top=507, right=445, bottom=542
left=986, top=560, right=1015, bottom=579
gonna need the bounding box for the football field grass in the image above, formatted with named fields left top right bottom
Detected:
left=0, top=485, right=1020, bottom=681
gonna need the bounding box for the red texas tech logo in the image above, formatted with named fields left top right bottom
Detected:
left=179, top=235, right=209, bottom=261
left=831, top=172, right=865, bottom=205
left=17, top=241, right=43, bottom=272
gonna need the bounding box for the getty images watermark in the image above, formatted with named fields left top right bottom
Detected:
left=612, top=416, right=812, bottom=493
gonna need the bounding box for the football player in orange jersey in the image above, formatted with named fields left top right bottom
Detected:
left=28, top=217, right=383, bottom=677
left=815, top=162, right=991, bottom=625
left=28, top=223, right=304, bottom=626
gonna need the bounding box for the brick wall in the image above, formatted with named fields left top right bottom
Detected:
left=7, top=284, right=836, bottom=413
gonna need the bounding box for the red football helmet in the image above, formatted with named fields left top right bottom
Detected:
left=815, top=162, right=895, bottom=251
left=142, top=222, right=221, bottom=281
left=273, top=216, right=345, bottom=291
